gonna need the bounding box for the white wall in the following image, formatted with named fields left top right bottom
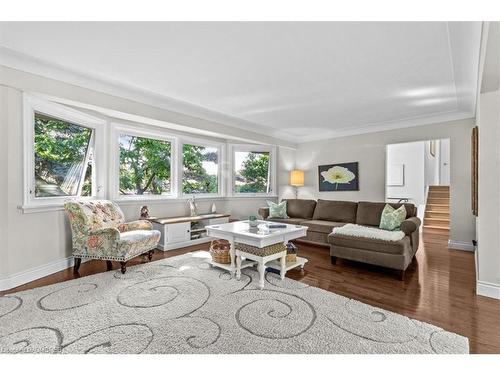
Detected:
left=476, top=90, right=500, bottom=291
left=424, top=140, right=441, bottom=187
left=474, top=22, right=500, bottom=299
left=0, top=86, right=8, bottom=279
left=386, top=141, right=426, bottom=206
left=278, top=147, right=297, bottom=200
left=294, top=119, right=476, bottom=244
left=439, top=138, right=451, bottom=185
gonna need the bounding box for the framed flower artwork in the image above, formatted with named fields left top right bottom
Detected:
left=318, top=162, right=359, bottom=191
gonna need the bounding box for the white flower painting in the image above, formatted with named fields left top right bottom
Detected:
left=318, top=162, right=359, bottom=191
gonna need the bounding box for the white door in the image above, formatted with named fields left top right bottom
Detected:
left=439, top=138, right=450, bottom=185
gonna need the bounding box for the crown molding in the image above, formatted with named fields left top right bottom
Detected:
left=0, top=46, right=298, bottom=144
left=297, top=110, right=475, bottom=143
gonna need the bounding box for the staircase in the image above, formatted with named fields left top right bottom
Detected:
left=424, top=186, right=450, bottom=233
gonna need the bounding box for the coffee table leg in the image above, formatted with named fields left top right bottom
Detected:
left=258, top=261, right=265, bottom=290
left=236, top=250, right=242, bottom=280
left=229, top=238, right=236, bottom=276
left=280, top=252, right=286, bottom=280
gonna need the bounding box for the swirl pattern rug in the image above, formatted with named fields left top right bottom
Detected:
left=0, top=251, right=468, bottom=354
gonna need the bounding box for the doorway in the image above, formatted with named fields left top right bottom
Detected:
left=385, top=139, right=451, bottom=234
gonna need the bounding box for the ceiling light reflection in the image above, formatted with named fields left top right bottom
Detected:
left=400, top=86, right=454, bottom=98
left=413, top=97, right=456, bottom=106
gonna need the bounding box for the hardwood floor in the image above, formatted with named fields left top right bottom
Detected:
left=2, top=229, right=500, bottom=353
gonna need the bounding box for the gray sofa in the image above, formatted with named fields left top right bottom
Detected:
left=259, top=199, right=421, bottom=279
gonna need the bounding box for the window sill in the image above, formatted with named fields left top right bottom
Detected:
left=113, top=195, right=226, bottom=206
left=19, top=204, right=65, bottom=214
left=19, top=195, right=278, bottom=213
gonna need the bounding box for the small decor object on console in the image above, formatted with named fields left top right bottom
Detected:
left=318, top=162, right=359, bottom=191
left=140, top=205, right=150, bottom=219
left=188, top=195, right=197, bottom=216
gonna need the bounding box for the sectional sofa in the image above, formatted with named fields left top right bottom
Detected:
left=259, top=199, right=421, bottom=279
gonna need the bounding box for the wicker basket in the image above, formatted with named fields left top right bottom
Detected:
left=209, top=239, right=231, bottom=264
left=286, top=253, right=297, bottom=263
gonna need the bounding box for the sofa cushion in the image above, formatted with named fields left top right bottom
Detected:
left=267, top=201, right=289, bottom=219
left=312, top=199, right=358, bottom=222
left=379, top=204, right=407, bottom=231
left=284, top=199, right=317, bottom=219
left=300, top=220, right=346, bottom=234
left=267, top=217, right=304, bottom=225
left=356, top=202, right=416, bottom=226
left=328, top=233, right=411, bottom=255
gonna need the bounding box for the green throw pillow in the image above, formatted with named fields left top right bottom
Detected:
left=379, top=204, right=407, bottom=231
left=267, top=201, right=289, bottom=219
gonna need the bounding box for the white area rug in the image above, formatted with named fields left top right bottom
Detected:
left=332, top=223, right=406, bottom=241
left=0, top=251, right=468, bottom=354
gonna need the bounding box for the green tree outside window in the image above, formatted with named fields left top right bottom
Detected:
left=234, top=151, right=270, bottom=193
left=182, top=144, right=218, bottom=194
left=119, top=134, right=172, bottom=195
left=34, top=113, right=93, bottom=197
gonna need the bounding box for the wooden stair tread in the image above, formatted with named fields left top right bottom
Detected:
left=423, top=225, right=450, bottom=230
left=425, top=217, right=450, bottom=222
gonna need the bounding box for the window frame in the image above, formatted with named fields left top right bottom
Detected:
left=23, top=94, right=106, bottom=211
left=110, top=123, right=179, bottom=202
left=179, top=136, right=225, bottom=198
left=229, top=144, right=277, bottom=197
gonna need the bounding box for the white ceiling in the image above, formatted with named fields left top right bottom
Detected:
left=0, top=22, right=482, bottom=143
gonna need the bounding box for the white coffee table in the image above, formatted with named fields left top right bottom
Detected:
left=205, top=220, right=308, bottom=289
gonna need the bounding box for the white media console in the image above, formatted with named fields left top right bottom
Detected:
left=150, top=213, right=231, bottom=251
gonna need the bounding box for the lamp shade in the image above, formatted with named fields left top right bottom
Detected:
left=290, top=169, right=304, bottom=187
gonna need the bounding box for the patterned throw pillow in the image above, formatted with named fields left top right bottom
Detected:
left=267, top=201, right=289, bottom=219
left=379, top=204, right=407, bottom=231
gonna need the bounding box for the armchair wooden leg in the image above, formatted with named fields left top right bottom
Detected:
left=106, top=260, right=113, bottom=271
left=330, top=256, right=337, bottom=265
left=147, top=250, right=154, bottom=261
left=73, top=257, right=81, bottom=272
left=120, top=261, right=127, bottom=274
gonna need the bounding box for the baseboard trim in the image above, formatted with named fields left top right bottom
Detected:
left=448, top=239, right=476, bottom=252
left=477, top=280, right=500, bottom=300
left=0, top=256, right=85, bottom=292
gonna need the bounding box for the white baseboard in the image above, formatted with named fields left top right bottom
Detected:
left=477, top=280, right=500, bottom=300
left=0, top=256, right=83, bottom=292
left=448, top=239, right=476, bottom=252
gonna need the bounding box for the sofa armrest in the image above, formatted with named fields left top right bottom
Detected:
left=258, top=207, right=270, bottom=220
left=400, top=217, right=421, bottom=235
left=119, top=220, right=153, bottom=232
left=86, top=227, right=120, bottom=253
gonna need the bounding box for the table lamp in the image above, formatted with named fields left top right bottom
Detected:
left=290, top=169, right=304, bottom=198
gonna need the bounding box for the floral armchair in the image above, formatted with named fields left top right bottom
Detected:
left=64, top=200, right=161, bottom=274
